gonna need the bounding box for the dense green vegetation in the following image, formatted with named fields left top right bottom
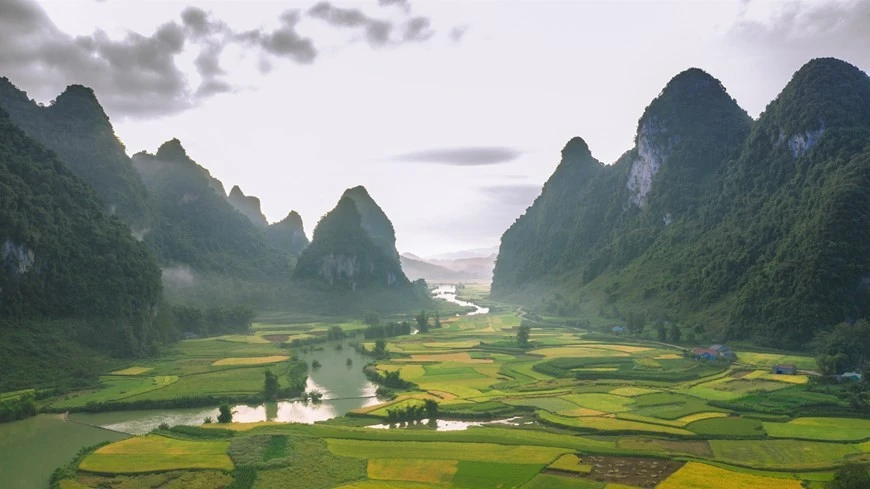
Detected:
left=493, top=58, right=870, bottom=349
left=265, top=210, right=309, bottom=255
left=295, top=194, right=410, bottom=291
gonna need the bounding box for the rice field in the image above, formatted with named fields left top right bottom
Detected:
left=367, top=458, right=457, bottom=484
left=211, top=355, right=289, bottom=366
left=657, top=462, right=803, bottom=489
left=109, top=367, right=153, bottom=376
left=763, top=417, right=870, bottom=441
left=79, top=435, right=233, bottom=473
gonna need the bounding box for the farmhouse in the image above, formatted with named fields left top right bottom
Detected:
left=710, top=344, right=737, bottom=360
left=692, top=347, right=718, bottom=361
left=772, top=364, right=797, bottom=375
left=837, top=371, right=863, bottom=382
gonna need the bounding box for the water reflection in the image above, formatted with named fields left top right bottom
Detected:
left=433, top=285, right=490, bottom=315
left=367, top=416, right=527, bottom=431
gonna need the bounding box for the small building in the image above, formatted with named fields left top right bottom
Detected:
left=837, top=371, right=863, bottom=382
left=692, top=347, right=718, bottom=361
left=772, top=364, right=797, bottom=375
left=710, top=344, right=737, bottom=360
left=611, top=326, right=626, bottom=334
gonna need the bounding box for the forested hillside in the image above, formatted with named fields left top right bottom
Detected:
left=0, top=79, right=153, bottom=231
left=493, top=58, right=870, bottom=349
left=266, top=210, right=309, bottom=256
left=132, top=140, right=292, bottom=283
left=295, top=190, right=410, bottom=291
left=0, top=108, right=165, bottom=389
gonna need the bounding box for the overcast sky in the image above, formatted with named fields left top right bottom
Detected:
left=1, top=0, right=868, bottom=256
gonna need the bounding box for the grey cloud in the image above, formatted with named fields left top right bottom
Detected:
left=308, top=1, right=439, bottom=47
left=449, top=25, right=468, bottom=43
left=728, top=1, right=870, bottom=74
left=0, top=0, right=452, bottom=119
left=242, top=12, right=317, bottom=63
left=480, top=184, right=542, bottom=207
left=389, top=147, right=525, bottom=166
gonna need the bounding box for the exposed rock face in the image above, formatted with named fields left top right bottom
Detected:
left=294, top=194, right=409, bottom=290
left=788, top=126, right=825, bottom=158
left=227, top=185, right=269, bottom=228
left=1, top=240, right=35, bottom=275
left=342, top=186, right=401, bottom=265
left=627, top=119, right=673, bottom=207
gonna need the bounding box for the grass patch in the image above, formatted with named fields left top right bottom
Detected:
left=561, top=393, right=635, bottom=413
left=249, top=434, right=367, bottom=489
left=263, top=435, right=288, bottom=461
left=211, top=356, right=289, bottom=366
left=658, top=462, right=802, bottom=489
left=609, top=387, right=658, bottom=397
left=368, top=458, right=457, bottom=484
left=79, top=435, right=232, bottom=473
left=452, top=461, right=543, bottom=488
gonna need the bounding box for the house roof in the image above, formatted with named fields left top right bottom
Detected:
left=710, top=344, right=730, bottom=351
left=693, top=347, right=718, bottom=356
left=774, top=364, right=797, bottom=369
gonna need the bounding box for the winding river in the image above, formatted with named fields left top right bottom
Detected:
left=67, top=284, right=488, bottom=434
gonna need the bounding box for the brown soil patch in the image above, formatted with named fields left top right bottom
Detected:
left=581, top=455, right=684, bottom=488
left=263, top=335, right=288, bottom=343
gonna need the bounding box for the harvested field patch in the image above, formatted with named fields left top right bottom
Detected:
left=522, top=473, right=603, bottom=488
left=583, top=455, right=683, bottom=488
left=109, top=367, right=153, bottom=376
left=422, top=340, right=479, bottom=349
left=217, top=334, right=270, bottom=344
left=559, top=408, right=607, bottom=417
left=657, top=462, right=802, bottom=489
left=79, top=435, right=232, bottom=473
left=262, top=334, right=288, bottom=343
left=211, top=355, right=289, bottom=366
left=592, top=345, right=652, bottom=353
left=676, top=412, right=729, bottom=425
left=368, top=458, right=457, bottom=484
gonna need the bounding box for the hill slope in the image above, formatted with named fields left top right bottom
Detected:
left=0, top=79, right=153, bottom=231
left=266, top=210, right=309, bottom=256
left=492, top=58, right=870, bottom=348
left=0, top=108, right=164, bottom=389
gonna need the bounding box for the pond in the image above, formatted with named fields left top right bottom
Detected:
left=367, top=416, right=530, bottom=431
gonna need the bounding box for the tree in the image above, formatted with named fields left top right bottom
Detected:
left=327, top=326, right=346, bottom=340
left=517, top=323, right=531, bottom=348
left=416, top=310, right=429, bottom=333
left=424, top=399, right=439, bottom=419
left=829, top=464, right=870, bottom=489
left=263, top=369, right=279, bottom=401
left=364, top=312, right=380, bottom=326
left=433, top=312, right=441, bottom=329
left=669, top=323, right=682, bottom=343
left=217, top=401, right=233, bottom=423
left=373, top=339, right=387, bottom=358
left=626, top=312, right=646, bottom=336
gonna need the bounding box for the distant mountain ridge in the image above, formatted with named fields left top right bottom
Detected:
left=401, top=252, right=495, bottom=282
left=493, top=58, right=870, bottom=349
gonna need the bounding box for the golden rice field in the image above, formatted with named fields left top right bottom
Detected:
left=79, top=435, right=233, bottom=473
left=210, top=355, right=289, bottom=366
left=367, top=458, right=458, bottom=484
left=109, top=367, right=153, bottom=376
left=657, top=462, right=803, bottom=489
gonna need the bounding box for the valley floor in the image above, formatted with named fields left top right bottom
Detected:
left=4, top=288, right=869, bottom=488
